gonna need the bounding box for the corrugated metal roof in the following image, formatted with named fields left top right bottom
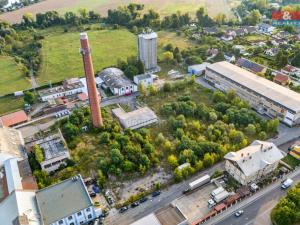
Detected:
left=207, top=61, right=300, bottom=112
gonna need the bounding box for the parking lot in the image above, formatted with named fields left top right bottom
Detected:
left=172, top=182, right=217, bottom=223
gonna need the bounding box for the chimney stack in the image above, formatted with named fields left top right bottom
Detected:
left=80, top=33, right=103, bottom=127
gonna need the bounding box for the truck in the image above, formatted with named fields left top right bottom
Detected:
left=213, top=190, right=229, bottom=203
left=281, top=178, right=293, bottom=189
left=183, top=174, right=211, bottom=194
left=211, top=187, right=225, bottom=198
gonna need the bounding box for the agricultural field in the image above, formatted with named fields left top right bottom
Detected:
left=0, top=56, right=31, bottom=96
left=38, top=28, right=137, bottom=85
left=0, top=95, right=24, bottom=115
left=0, top=0, right=237, bottom=24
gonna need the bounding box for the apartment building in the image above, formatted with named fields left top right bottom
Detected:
left=205, top=61, right=300, bottom=126
left=224, top=140, right=284, bottom=185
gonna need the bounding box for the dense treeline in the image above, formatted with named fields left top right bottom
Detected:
left=271, top=182, right=300, bottom=225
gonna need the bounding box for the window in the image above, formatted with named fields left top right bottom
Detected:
left=77, top=212, right=82, bottom=216
left=80, top=222, right=84, bottom=225
left=70, top=223, right=74, bottom=225
left=88, top=214, right=92, bottom=219
left=68, top=216, right=73, bottom=220
left=59, top=220, right=63, bottom=225
left=86, top=208, right=90, bottom=212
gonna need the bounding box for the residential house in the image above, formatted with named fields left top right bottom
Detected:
left=203, top=27, right=219, bottom=35
left=241, top=26, right=257, bottom=34
left=224, top=140, right=284, bottom=185
left=224, top=53, right=236, bottom=63
left=273, top=73, right=290, bottom=86
left=134, top=74, right=154, bottom=87
left=98, top=68, right=137, bottom=96
left=257, top=23, right=275, bottom=34
left=236, top=58, right=267, bottom=74
left=221, top=33, right=234, bottom=41
left=265, top=48, right=278, bottom=57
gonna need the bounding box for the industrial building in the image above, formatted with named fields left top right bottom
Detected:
left=36, top=174, right=99, bottom=225
left=99, top=68, right=137, bottom=96
left=26, top=132, right=70, bottom=174
left=205, top=61, right=300, bottom=126
left=138, top=30, right=158, bottom=71
left=224, top=140, right=284, bottom=185
left=0, top=110, right=29, bottom=127
left=39, top=78, right=85, bottom=102
left=112, top=107, right=158, bottom=130
left=131, top=204, right=188, bottom=225
left=188, top=63, right=211, bottom=76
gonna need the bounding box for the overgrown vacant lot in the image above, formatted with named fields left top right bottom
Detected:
left=38, top=28, right=137, bottom=85
left=0, top=56, right=31, bottom=95
left=0, top=0, right=236, bottom=24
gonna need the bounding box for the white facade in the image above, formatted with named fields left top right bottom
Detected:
left=50, top=206, right=97, bottom=225
left=205, top=62, right=300, bottom=126
left=138, top=31, right=158, bottom=71
left=112, top=84, right=138, bottom=96
left=134, top=74, right=153, bottom=87
left=224, top=141, right=284, bottom=185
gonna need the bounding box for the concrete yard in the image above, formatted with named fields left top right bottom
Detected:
left=172, top=183, right=217, bottom=223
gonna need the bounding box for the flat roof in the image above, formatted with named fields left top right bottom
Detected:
left=207, top=61, right=300, bottom=113
left=112, top=107, right=158, bottom=129
left=155, top=205, right=187, bottom=225
left=131, top=213, right=161, bottom=225
left=38, top=79, right=84, bottom=97
left=0, top=110, right=28, bottom=127
left=36, top=174, right=92, bottom=225
left=0, top=127, right=25, bottom=167
left=138, top=32, right=158, bottom=39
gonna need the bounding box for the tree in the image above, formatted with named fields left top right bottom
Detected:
left=97, top=170, right=106, bottom=188
left=99, top=132, right=110, bottom=144
left=276, top=50, right=288, bottom=68
left=110, top=148, right=124, bottom=165
left=246, top=10, right=261, bottom=25
left=22, top=13, right=34, bottom=26
left=168, top=154, right=179, bottom=168
left=215, top=13, right=226, bottom=25
left=33, top=144, right=44, bottom=164
left=258, top=131, right=267, bottom=140
left=203, top=153, right=214, bottom=168
left=214, top=50, right=225, bottom=62
left=148, top=85, right=157, bottom=95
left=24, top=91, right=36, bottom=104
left=213, top=91, right=226, bottom=103
left=124, top=65, right=138, bottom=80
left=136, top=60, right=145, bottom=74
left=245, top=124, right=256, bottom=136
left=163, top=51, right=174, bottom=64
left=138, top=83, right=147, bottom=98
left=174, top=168, right=183, bottom=181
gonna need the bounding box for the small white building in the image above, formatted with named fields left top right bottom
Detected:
left=134, top=74, right=154, bottom=87
left=99, top=68, right=137, bottom=96
left=188, top=63, right=211, bottom=76
left=39, top=78, right=85, bottom=102
left=224, top=140, right=284, bottom=185
left=112, top=107, right=158, bottom=130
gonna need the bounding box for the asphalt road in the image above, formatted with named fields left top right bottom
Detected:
left=105, top=162, right=224, bottom=225
left=207, top=169, right=300, bottom=225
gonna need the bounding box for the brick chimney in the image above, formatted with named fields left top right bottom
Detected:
left=80, top=33, right=103, bottom=127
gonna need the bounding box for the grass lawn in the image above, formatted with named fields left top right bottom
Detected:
left=0, top=95, right=24, bottom=116
left=245, top=34, right=268, bottom=42
left=38, top=28, right=137, bottom=85
left=282, top=155, right=300, bottom=169
left=0, top=56, right=31, bottom=95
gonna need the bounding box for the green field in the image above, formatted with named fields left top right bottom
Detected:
left=38, top=28, right=137, bottom=85
left=0, top=95, right=24, bottom=115
left=0, top=56, right=31, bottom=95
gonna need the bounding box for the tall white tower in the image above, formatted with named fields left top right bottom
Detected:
left=138, top=30, right=158, bottom=71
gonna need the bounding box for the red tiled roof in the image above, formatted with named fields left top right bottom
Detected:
left=273, top=73, right=289, bottom=83
left=0, top=110, right=28, bottom=127
left=282, top=65, right=297, bottom=72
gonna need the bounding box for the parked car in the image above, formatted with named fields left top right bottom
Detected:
left=281, top=178, right=293, bottom=189
left=131, top=201, right=140, bottom=208
left=101, top=211, right=109, bottom=217
left=107, top=196, right=114, bottom=205
left=119, top=206, right=128, bottom=213
left=235, top=210, right=244, bottom=217
left=152, top=190, right=161, bottom=197
left=89, top=191, right=96, bottom=198
left=139, top=197, right=149, bottom=203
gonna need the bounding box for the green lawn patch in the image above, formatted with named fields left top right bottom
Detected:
left=0, top=95, right=24, bottom=116
left=38, top=28, right=137, bottom=85
left=0, top=56, right=31, bottom=95
left=282, top=154, right=300, bottom=169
